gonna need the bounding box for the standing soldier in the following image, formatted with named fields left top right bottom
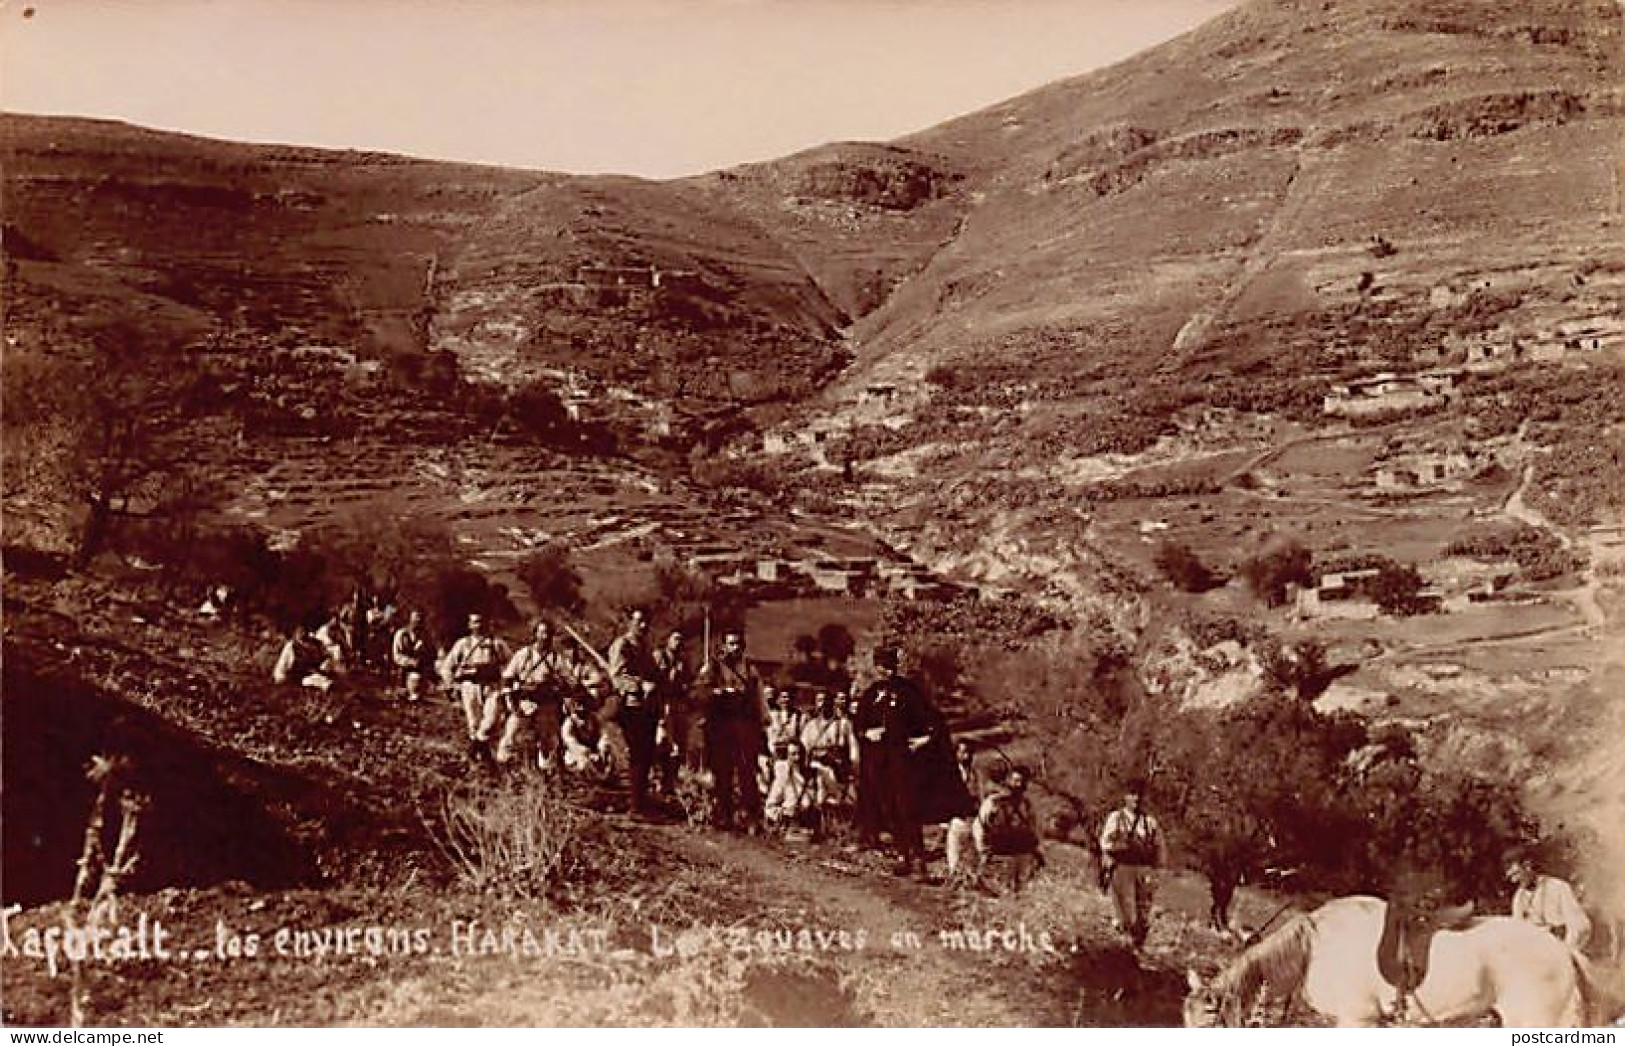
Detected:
left=391, top=610, right=435, bottom=702
left=443, top=613, right=512, bottom=765
left=1099, top=779, right=1166, bottom=948
left=856, top=647, right=964, bottom=880
left=497, top=619, right=572, bottom=772
left=607, top=608, right=662, bottom=816
left=698, top=629, right=766, bottom=833
left=800, top=690, right=856, bottom=811
left=653, top=628, right=696, bottom=796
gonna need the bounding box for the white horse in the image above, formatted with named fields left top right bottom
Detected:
left=1183, top=895, right=1599, bottom=1028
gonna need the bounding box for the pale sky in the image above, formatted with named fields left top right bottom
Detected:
left=1, top=0, right=1232, bottom=178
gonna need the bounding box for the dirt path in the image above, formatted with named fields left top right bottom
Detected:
left=1172, top=157, right=1328, bottom=357
left=1502, top=462, right=1608, bottom=629
left=645, top=824, right=1081, bottom=1026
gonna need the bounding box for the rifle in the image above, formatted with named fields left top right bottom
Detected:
left=561, top=622, right=613, bottom=676
left=702, top=609, right=711, bottom=673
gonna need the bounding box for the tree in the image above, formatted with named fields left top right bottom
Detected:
left=649, top=559, right=746, bottom=639
left=306, top=510, right=459, bottom=607
left=816, top=623, right=857, bottom=669
left=502, top=381, right=572, bottom=442
left=1369, top=560, right=1431, bottom=617
left=516, top=542, right=585, bottom=616
left=428, top=567, right=520, bottom=640
left=4, top=321, right=219, bottom=566
left=1258, top=638, right=1342, bottom=701
left=912, top=641, right=962, bottom=699
left=1153, top=539, right=1224, bottom=593
left=1240, top=541, right=1313, bottom=607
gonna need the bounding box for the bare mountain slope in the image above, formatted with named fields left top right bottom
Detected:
left=1, top=115, right=847, bottom=411
left=831, top=0, right=1623, bottom=392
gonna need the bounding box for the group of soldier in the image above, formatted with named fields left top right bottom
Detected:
left=273, top=600, right=1060, bottom=887
left=269, top=597, right=1601, bottom=954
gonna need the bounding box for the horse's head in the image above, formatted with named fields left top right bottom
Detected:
left=1183, top=969, right=1224, bottom=1028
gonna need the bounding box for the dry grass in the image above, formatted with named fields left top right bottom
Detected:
left=430, top=776, right=580, bottom=898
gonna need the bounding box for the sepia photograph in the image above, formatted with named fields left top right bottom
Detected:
left=2, top=0, right=1623, bottom=1029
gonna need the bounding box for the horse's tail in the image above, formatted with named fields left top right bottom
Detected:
left=1570, top=950, right=1618, bottom=1027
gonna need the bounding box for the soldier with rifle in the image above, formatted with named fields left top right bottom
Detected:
left=443, top=613, right=512, bottom=765
left=495, top=618, right=573, bottom=772
left=607, top=608, right=663, bottom=816
left=698, top=628, right=766, bottom=833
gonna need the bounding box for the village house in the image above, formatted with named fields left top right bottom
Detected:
left=800, top=557, right=875, bottom=596
left=1524, top=334, right=1569, bottom=363
left=858, top=383, right=900, bottom=408
left=1373, top=447, right=1477, bottom=490
left=1587, top=524, right=1625, bottom=568
left=1423, top=556, right=1518, bottom=606
left=1323, top=372, right=1440, bottom=417
left=1556, top=314, right=1625, bottom=353
left=1293, top=569, right=1381, bottom=620
left=1416, top=368, right=1461, bottom=395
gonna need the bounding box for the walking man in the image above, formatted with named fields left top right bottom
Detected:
left=443, top=613, right=511, bottom=764
left=1100, top=779, right=1166, bottom=947
left=497, top=619, right=572, bottom=772
left=800, top=690, right=856, bottom=811
left=945, top=742, right=987, bottom=885
left=653, top=628, right=696, bottom=795
left=856, top=646, right=962, bottom=879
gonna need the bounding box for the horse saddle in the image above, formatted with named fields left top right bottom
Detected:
left=1378, top=896, right=1476, bottom=992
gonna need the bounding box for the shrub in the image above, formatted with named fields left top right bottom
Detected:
left=425, top=566, right=520, bottom=639
left=503, top=381, right=573, bottom=441
left=1369, top=561, right=1431, bottom=616
left=1153, top=540, right=1224, bottom=593
left=516, top=542, right=586, bottom=616
left=1239, top=541, right=1312, bottom=607
left=432, top=776, right=580, bottom=898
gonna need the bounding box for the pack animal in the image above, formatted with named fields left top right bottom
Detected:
left=1183, top=895, right=1599, bottom=1028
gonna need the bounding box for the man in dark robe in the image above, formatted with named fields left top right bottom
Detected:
left=856, top=646, right=971, bottom=880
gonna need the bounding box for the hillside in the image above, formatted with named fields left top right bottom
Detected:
left=4, top=0, right=1625, bottom=1028
left=0, top=114, right=847, bottom=416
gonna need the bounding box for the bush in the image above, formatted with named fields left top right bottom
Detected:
left=1257, top=638, right=1338, bottom=700
left=426, top=566, right=520, bottom=640
left=1369, top=561, right=1431, bottom=616
left=1239, top=541, right=1312, bottom=607
left=1443, top=524, right=1586, bottom=582
left=432, top=776, right=580, bottom=898
left=503, top=381, right=573, bottom=441
left=516, top=543, right=585, bottom=616
left=1153, top=540, right=1224, bottom=593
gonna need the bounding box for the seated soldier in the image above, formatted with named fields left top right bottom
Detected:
left=562, top=699, right=613, bottom=779
left=313, top=612, right=355, bottom=678
left=273, top=622, right=335, bottom=692
left=763, top=740, right=815, bottom=831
